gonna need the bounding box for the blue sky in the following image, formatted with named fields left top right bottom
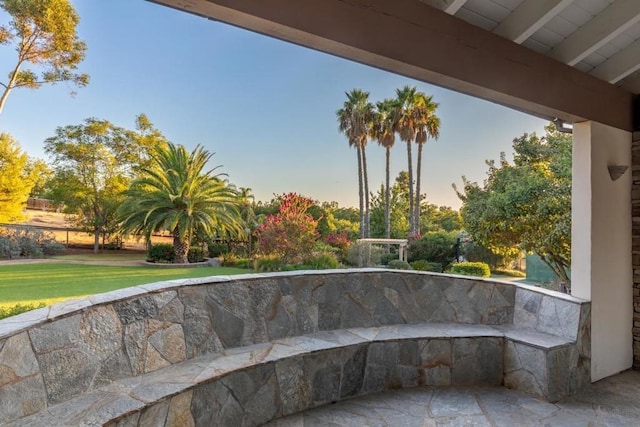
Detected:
left=0, top=0, right=548, bottom=209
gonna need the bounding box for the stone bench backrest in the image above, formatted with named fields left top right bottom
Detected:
left=0, top=269, right=589, bottom=422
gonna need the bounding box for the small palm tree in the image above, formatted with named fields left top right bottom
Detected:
left=372, top=98, right=399, bottom=240
left=337, top=89, right=375, bottom=238
left=239, top=187, right=256, bottom=255
left=118, top=143, right=244, bottom=263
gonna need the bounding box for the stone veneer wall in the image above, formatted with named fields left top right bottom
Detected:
left=634, top=131, right=640, bottom=369
left=0, top=269, right=590, bottom=424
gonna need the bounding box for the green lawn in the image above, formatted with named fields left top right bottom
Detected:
left=51, top=252, right=147, bottom=261
left=0, top=263, right=251, bottom=309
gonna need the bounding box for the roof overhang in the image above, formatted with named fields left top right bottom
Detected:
left=149, top=0, right=637, bottom=131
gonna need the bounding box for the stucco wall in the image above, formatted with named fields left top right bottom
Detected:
left=573, top=121, right=633, bottom=381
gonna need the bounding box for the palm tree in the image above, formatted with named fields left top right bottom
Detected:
left=372, top=98, right=399, bottom=240
left=337, top=89, right=375, bottom=238
left=414, top=96, right=440, bottom=234
left=396, top=86, right=439, bottom=236
left=396, top=86, right=419, bottom=235
left=239, top=187, right=256, bottom=255
left=118, top=142, right=244, bottom=263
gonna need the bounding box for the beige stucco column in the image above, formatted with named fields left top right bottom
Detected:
left=572, top=121, right=633, bottom=381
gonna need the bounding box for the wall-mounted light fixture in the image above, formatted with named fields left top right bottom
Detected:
left=553, top=118, right=573, bottom=134
left=607, top=165, right=629, bottom=181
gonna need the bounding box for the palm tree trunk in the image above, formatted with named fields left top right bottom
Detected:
left=362, top=144, right=371, bottom=238
left=406, top=141, right=414, bottom=237
left=173, top=228, right=189, bottom=263
left=415, top=142, right=424, bottom=236
left=356, top=145, right=365, bottom=238
left=385, top=146, right=391, bottom=240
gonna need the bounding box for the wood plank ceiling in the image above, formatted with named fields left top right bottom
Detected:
left=423, top=0, right=640, bottom=93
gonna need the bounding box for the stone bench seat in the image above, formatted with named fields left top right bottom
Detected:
left=7, top=323, right=575, bottom=427
left=0, top=270, right=590, bottom=425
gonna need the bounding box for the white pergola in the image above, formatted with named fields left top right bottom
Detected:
left=357, top=238, right=409, bottom=262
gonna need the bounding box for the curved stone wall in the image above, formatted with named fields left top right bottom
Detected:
left=0, top=269, right=590, bottom=425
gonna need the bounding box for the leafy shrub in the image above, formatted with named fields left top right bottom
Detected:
left=324, top=231, right=353, bottom=260
left=463, top=240, right=520, bottom=269
left=408, top=231, right=457, bottom=268
left=449, top=262, right=491, bottom=278
left=303, top=252, right=341, bottom=270
left=102, top=241, right=121, bottom=250
left=16, top=234, right=43, bottom=258
left=381, top=252, right=401, bottom=266
left=0, top=235, right=21, bottom=258
left=323, top=232, right=351, bottom=261
left=220, top=252, right=236, bottom=266
left=0, top=302, right=47, bottom=320
left=254, top=193, right=319, bottom=264
left=0, top=227, right=64, bottom=259
left=220, top=253, right=251, bottom=268
left=410, top=260, right=443, bottom=272
left=234, top=258, right=252, bottom=269
left=254, top=255, right=284, bottom=272
left=40, top=240, right=66, bottom=256
left=492, top=268, right=526, bottom=277
left=187, top=247, right=206, bottom=263
left=345, top=242, right=383, bottom=267
left=313, top=241, right=339, bottom=255
left=388, top=260, right=412, bottom=270
left=147, top=243, right=174, bottom=263
left=324, top=232, right=351, bottom=250
left=208, top=242, right=229, bottom=258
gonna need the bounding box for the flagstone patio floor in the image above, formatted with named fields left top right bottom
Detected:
left=266, top=370, right=640, bottom=426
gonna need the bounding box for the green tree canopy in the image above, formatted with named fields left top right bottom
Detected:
left=0, top=0, right=89, bottom=115
left=118, top=143, right=244, bottom=264
left=371, top=171, right=459, bottom=238
left=0, top=133, right=45, bottom=222
left=370, top=180, right=410, bottom=239
left=43, top=116, right=165, bottom=252
left=421, top=204, right=462, bottom=233
left=455, top=124, right=571, bottom=283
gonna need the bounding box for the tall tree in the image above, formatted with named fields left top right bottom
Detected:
left=369, top=179, right=410, bottom=240
left=455, top=124, right=571, bottom=284
left=395, top=86, right=419, bottom=236
left=238, top=187, right=256, bottom=229
left=370, top=171, right=457, bottom=238
left=0, top=133, right=45, bottom=222
left=421, top=204, right=462, bottom=233
left=0, top=0, right=89, bottom=115
left=44, top=117, right=160, bottom=252
left=414, top=95, right=440, bottom=233
left=372, top=98, right=399, bottom=240
left=118, top=143, right=244, bottom=264
left=337, top=89, right=375, bottom=238
left=396, top=86, right=440, bottom=236
left=238, top=187, right=256, bottom=255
